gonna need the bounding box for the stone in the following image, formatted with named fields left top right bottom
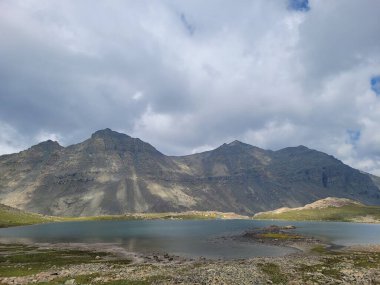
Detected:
left=64, top=279, right=76, bottom=285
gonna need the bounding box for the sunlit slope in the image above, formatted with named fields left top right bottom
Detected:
left=254, top=197, right=380, bottom=223
left=0, top=203, right=55, bottom=228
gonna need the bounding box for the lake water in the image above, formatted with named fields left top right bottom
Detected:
left=1, top=220, right=380, bottom=259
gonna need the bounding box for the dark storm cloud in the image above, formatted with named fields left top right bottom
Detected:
left=1, top=0, right=380, bottom=175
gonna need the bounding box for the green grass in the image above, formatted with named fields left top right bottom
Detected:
left=257, top=262, right=288, bottom=284
left=0, top=244, right=164, bottom=284
left=0, top=204, right=58, bottom=228
left=350, top=252, right=380, bottom=268
left=0, top=244, right=112, bottom=277
left=99, top=280, right=151, bottom=285
left=298, top=257, right=343, bottom=281
left=301, top=246, right=380, bottom=282
left=254, top=205, right=380, bottom=223
left=35, top=273, right=150, bottom=285
left=64, top=211, right=222, bottom=222
left=0, top=203, right=245, bottom=229
left=257, top=233, right=303, bottom=239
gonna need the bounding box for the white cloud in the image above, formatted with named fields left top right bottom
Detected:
left=0, top=0, right=380, bottom=175
left=132, top=91, right=144, bottom=101
left=0, top=122, right=25, bottom=154
left=34, top=131, right=62, bottom=143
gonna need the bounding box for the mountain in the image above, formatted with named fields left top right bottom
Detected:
left=0, top=128, right=379, bottom=216
left=254, top=197, right=380, bottom=223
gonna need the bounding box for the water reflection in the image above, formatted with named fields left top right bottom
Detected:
left=0, top=220, right=379, bottom=259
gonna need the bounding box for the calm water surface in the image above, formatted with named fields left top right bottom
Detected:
left=0, top=220, right=379, bottom=259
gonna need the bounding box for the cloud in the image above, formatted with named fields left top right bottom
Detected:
left=34, top=131, right=62, bottom=143
left=0, top=121, right=26, bottom=154
left=0, top=0, right=380, bottom=175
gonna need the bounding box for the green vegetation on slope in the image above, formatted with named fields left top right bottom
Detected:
left=65, top=212, right=220, bottom=222
left=0, top=204, right=58, bottom=228
left=0, top=204, right=248, bottom=228
left=254, top=204, right=380, bottom=223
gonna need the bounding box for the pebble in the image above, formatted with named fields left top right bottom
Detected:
left=1, top=245, right=380, bottom=285
left=64, top=279, right=76, bottom=285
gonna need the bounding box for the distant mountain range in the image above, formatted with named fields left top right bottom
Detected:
left=0, top=128, right=379, bottom=216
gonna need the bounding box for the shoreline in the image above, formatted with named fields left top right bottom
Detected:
left=2, top=213, right=380, bottom=230
left=1, top=236, right=380, bottom=284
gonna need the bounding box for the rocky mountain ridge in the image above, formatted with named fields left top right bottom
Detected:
left=0, top=128, right=379, bottom=216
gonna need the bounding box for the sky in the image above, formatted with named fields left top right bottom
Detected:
left=1, top=0, right=380, bottom=175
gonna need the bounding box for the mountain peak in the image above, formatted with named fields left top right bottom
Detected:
left=224, top=140, right=254, bottom=149
left=214, top=140, right=256, bottom=154
left=277, top=145, right=311, bottom=153
left=87, top=128, right=161, bottom=155
left=31, top=140, right=62, bottom=152
left=228, top=140, right=244, bottom=146
left=91, top=128, right=130, bottom=139
left=30, top=140, right=64, bottom=153
left=296, top=145, right=309, bottom=149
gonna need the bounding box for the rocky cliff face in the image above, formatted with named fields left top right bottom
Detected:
left=0, top=129, right=379, bottom=216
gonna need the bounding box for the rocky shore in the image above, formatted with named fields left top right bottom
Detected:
left=1, top=227, right=380, bottom=285
left=239, top=225, right=322, bottom=246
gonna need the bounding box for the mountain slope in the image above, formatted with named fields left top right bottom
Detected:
left=254, top=197, right=380, bottom=223
left=0, top=129, right=379, bottom=216
left=0, top=203, right=54, bottom=228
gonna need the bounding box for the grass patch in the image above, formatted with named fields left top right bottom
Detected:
left=310, top=245, right=340, bottom=256
left=0, top=204, right=58, bottom=228
left=257, top=262, right=287, bottom=284
left=36, top=273, right=101, bottom=285
left=257, top=233, right=302, bottom=239
left=0, top=203, right=247, bottom=229
left=0, top=245, right=116, bottom=278
left=298, top=256, right=343, bottom=282
left=100, top=280, right=150, bottom=285
left=254, top=205, right=380, bottom=223
left=36, top=273, right=168, bottom=285
left=65, top=212, right=222, bottom=222
left=351, top=253, right=380, bottom=268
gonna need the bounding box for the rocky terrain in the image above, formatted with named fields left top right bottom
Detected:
left=0, top=128, right=380, bottom=216
left=239, top=225, right=320, bottom=246
left=1, top=242, right=380, bottom=285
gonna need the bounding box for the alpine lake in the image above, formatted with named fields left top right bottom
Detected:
left=1, top=219, right=380, bottom=259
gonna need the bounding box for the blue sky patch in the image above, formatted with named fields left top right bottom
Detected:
left=347, top=130, right=361, bottom=144
left=180, top=13, right=195, bottom=35
left=371, top=76, right=380, bottom=96
left=288, top=0, right=310, bottom=12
